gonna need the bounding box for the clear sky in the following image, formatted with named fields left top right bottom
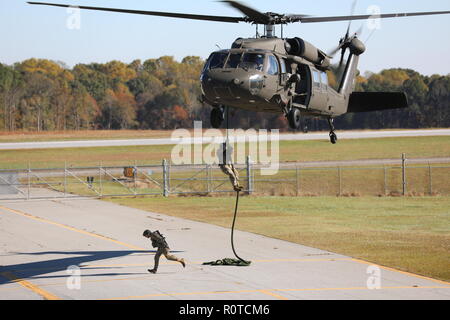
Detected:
left=1, top=0, right=450, bottom=76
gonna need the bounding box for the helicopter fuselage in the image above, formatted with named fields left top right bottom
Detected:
left=200, top=37, right=353, bottom=118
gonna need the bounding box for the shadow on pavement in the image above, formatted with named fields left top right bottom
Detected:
left=0, top=249, right=184, bottom=284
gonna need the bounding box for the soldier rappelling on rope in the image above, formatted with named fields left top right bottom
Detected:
left=217, top=141, right=243, bottom=192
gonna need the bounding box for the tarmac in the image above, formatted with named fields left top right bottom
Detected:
left=1, top=190, right=449, bottom=300
left=1, top=129, right=449, bottom=150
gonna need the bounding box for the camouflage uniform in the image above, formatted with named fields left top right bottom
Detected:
left=143, top=230, right=185, bottom=273
left=217, top=143, right=243, bottom=192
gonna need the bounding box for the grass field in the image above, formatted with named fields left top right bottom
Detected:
left=0, top=130, right=173, bottom=143
left=108, top=195, right=450, bottom=282
left=1, top=135, right=449, bottom=170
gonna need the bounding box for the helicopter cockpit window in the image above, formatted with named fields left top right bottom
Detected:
left=312, top=70, right=321, bottom=88
left=267, top=55, right=279, bottom=76
left=225, top=53, right=243, bottom=69
left=280, top=58, right=287, bottom=74
left=209, top=52, right=228, bottom=69
left=321, top=72, right=328, bottom=87
left=240, top=53, right=265, bottom=71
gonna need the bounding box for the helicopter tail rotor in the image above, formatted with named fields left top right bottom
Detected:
left=328, top=1, right=365, bottom=75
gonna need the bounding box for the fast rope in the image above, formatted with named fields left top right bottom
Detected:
left=230, top=190, right=250, bottom=265
left=203, top=189, right=251, bottom=266
left=203, top=107, right=251, bottom=267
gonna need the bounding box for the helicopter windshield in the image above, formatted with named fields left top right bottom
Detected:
left=225, top=53, right=243, bottom=68
left=208, top=52, right=228, bottom=69
left=240, top=53, right=265, bottom=71
left=206, top=52, right=265, bottom=71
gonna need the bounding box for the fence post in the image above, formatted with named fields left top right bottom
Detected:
left=168, top=161, right=171, bottom=194
left=99, top=161, right=103, bottom=198
left=206, top=164, right=211, bottom=193
left=134, top=160, right=137, bottom=196
left=246, top=156, right=253, bottom=195
left=163, top=159, right=169, bottom=197
left=402, top=153, right=407, bottom=196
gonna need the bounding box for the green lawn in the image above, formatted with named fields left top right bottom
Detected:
left=108, top=195, right=450, bottom=282
left=0, top=130, right=172, bottom=143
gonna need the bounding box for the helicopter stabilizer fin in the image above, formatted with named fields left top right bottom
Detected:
left=347, top=92, right=408, bottom=113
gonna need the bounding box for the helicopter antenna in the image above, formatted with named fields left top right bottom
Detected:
left=215, top=44, right=222, bottom=50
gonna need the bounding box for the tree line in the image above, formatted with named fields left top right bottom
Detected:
left=0, top=57, right=449, bottom=132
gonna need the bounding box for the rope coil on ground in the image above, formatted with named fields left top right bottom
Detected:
left=203, top=190, right=251, bottom=267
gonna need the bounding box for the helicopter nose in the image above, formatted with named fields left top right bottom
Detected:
left=202, top=72, right=247, bottom=102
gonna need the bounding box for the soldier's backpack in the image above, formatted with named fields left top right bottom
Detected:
left=151, top=230, right=169, bottom=248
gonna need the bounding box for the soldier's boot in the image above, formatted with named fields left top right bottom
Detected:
left=180, top=258, right=186, bottom=268
left=148, top=269, right=157, bottom=274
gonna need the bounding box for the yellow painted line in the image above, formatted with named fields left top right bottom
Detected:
left=254, top=258, right=352, bottom=263
left=275, top=286, right=450, bottom=293
left=258, top=290, right=289, bottom=300
left=104, top=289, right=261, bottom=300
left=35, top=275, right=154, bottom=288
left=0, top=271, right=60, bottom=300
left=104, top=285, right=450, bottom=300
left=351, top=258, right=450, bottom=286
left=0, top=205, right=145, bottom=251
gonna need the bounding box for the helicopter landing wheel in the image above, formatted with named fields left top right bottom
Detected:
left=329, top=132, right=338, bottom=144
left=210, top=107, right=224, bottom=129
left=287, top=108, right=301, bottom=130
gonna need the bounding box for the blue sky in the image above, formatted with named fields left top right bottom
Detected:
left=1, top=0, right=450, bottom=76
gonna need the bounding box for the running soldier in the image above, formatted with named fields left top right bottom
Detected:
left=143, top=229, right=186, bottom=273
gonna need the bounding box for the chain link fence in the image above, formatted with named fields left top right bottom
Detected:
left=0, top=157, right=449, bottom=200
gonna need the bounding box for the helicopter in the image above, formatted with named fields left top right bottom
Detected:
left=28, top=1, right=450, bottom=144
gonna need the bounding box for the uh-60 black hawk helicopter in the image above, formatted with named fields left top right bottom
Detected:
left=29, top=1, right=450, bottom=144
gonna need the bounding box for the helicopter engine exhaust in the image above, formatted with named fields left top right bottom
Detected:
left=285, top=37, right=330, bottom=69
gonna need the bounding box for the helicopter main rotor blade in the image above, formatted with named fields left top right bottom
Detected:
left=300, top=10, right=450, bottom=23
left=221, top=0, right=271, bottom=24
left=27, top=2, right=246, bottom=23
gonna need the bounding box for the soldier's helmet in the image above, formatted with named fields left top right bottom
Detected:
left=143, top=230, right=152, bottom=237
